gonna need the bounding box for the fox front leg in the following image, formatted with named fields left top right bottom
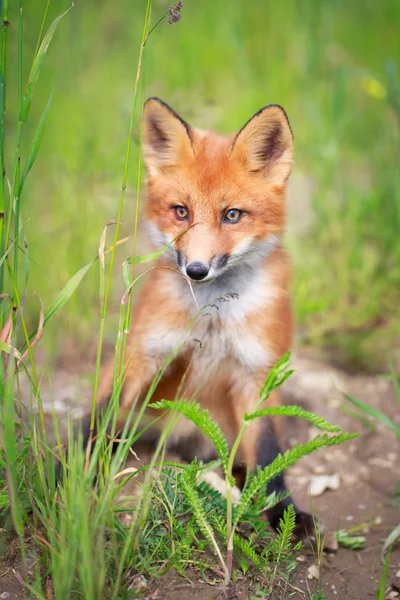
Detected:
left=231, top=386, right=315, bottom=541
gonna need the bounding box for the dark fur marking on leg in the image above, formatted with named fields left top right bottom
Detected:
left=172, top=431, right=218, bottom=464
left=257, top=418, right=314, bottom=540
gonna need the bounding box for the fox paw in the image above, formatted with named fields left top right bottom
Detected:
left=292, top=511, right=317, bottom=545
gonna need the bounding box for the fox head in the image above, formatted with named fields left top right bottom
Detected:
left=142, top=97, right=293, bottom=283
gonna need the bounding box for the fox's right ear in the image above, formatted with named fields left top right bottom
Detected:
left=231, top=105, right=294, bottom=187
left=143, top=98, right=194, bottom=176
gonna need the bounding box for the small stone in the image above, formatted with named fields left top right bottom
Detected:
left=296, top=555, right=306, bottom=563
left=307, top=565, right=319, bottom=580
left=357, top=504, right=366, bottom=510
left=346, top=515, right=354, bottom=521
left=128, top=575, right=148, bottom=593
left=396, top=570, right=400, bottom=578
left=309, top=473, right=340, bottom=497
left=323, top=534, right=339, bottom=552
left=388, top=592, right=399, bottom=599
left=1, top=593, right=11, bottom=599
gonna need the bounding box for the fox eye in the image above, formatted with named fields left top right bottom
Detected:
left=174, top=206, right=188, bottom=220
left=224, top=208, right=243, bottom=223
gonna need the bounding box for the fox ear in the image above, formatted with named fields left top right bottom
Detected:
left=143, top=98, right=194, bottom=176
left=231, top=105, right=293, bottom=185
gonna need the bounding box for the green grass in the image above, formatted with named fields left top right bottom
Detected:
left=0, top=1, right=397, bottom=597
left=2, top=0, right=399, bottom=369
left=0, top=350, right=356, bottom=597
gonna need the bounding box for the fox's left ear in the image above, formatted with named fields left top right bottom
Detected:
left=231, top=105, right=293, bottom=185
left=143, top=97, right=194, bottom=176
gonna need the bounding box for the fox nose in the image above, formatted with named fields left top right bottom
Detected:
left=186, top=262, right=209, bottom=281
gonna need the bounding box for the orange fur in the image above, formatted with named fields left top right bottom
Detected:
left=99, top=98, right=295, bottom=469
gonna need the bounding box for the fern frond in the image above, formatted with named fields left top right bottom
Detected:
left=196, top=459, right=223, bottom=474
left=233, top=534, right=264, bottom=570
left=244, top=405, right=341, bottom=432
left=275, top=504, right=296, bottom=559
left=179, top=471, right=216, bottom=545
left=263, top=490, right=292, bottom=512
left=269, top=504, right=297, bottom=585
left=259, top=352, right=293, bottom=402
left=150, top=399, right=230, bottom=469
left=178, top=470, right=228, bottom=576
left=214, top=517, right=264, bottom=571
left=234, top=432, right=358, bottom=527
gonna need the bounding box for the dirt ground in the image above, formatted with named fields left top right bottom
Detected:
left=1, top=352, right=400, bottom=599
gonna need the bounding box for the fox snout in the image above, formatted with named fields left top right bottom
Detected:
left=177, top=250, right=227, bottom=282
left=175, top=225, right=230, bottom=282
left=185, top=261, right=209, bottom=281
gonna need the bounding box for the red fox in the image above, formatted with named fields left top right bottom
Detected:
left=82, top=98, right=313, bottom=538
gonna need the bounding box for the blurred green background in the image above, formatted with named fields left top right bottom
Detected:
left=5, top=0, right=400, bottom=370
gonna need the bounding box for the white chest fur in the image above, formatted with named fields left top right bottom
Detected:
left=143, top=264, right=275, bottom=373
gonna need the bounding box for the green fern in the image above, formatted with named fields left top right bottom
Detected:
left=233, top=533, right=265, bottom=571
left=275, top=504, right=296, bottom=561
left=258, top=351, right=293, bottom=402
left=213, top=515, right=265, bottom=572
left=261, top=490, right=292, bottom=513
left=234, top=432, right=358, bottom=527
left=268, top=504, right=299, bottom=591
left=150, top=399, right=230, bottom=470
left=244, top=405, right=341, bottom=432
left=178, top=469, right=228, bottom=577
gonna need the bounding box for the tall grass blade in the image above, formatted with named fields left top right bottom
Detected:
left=43, top=258, right=95, bottom=326
left=122, top=231, right=187, bottom=287
left=20, top=4, right=73, bottom=123
left=341, top=391, right=400, bottom=439
left=20, top=90, right=53, bottom=190
left=377, top=550, right=391, bottom=600
left=0, top=69, right=5, bottom=296
left=0, top=233, right=19, bottom=270
left=0, top=0, right=8, bottom=296
left=381, top=524, right=400, bottom=560
left=389, top=358, right=400, bottom=407
left=1, top=365, right=27, bottom=575
left=0, top=340, right=23, bottom=360
left=34, top=0, right=52, bottom=59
